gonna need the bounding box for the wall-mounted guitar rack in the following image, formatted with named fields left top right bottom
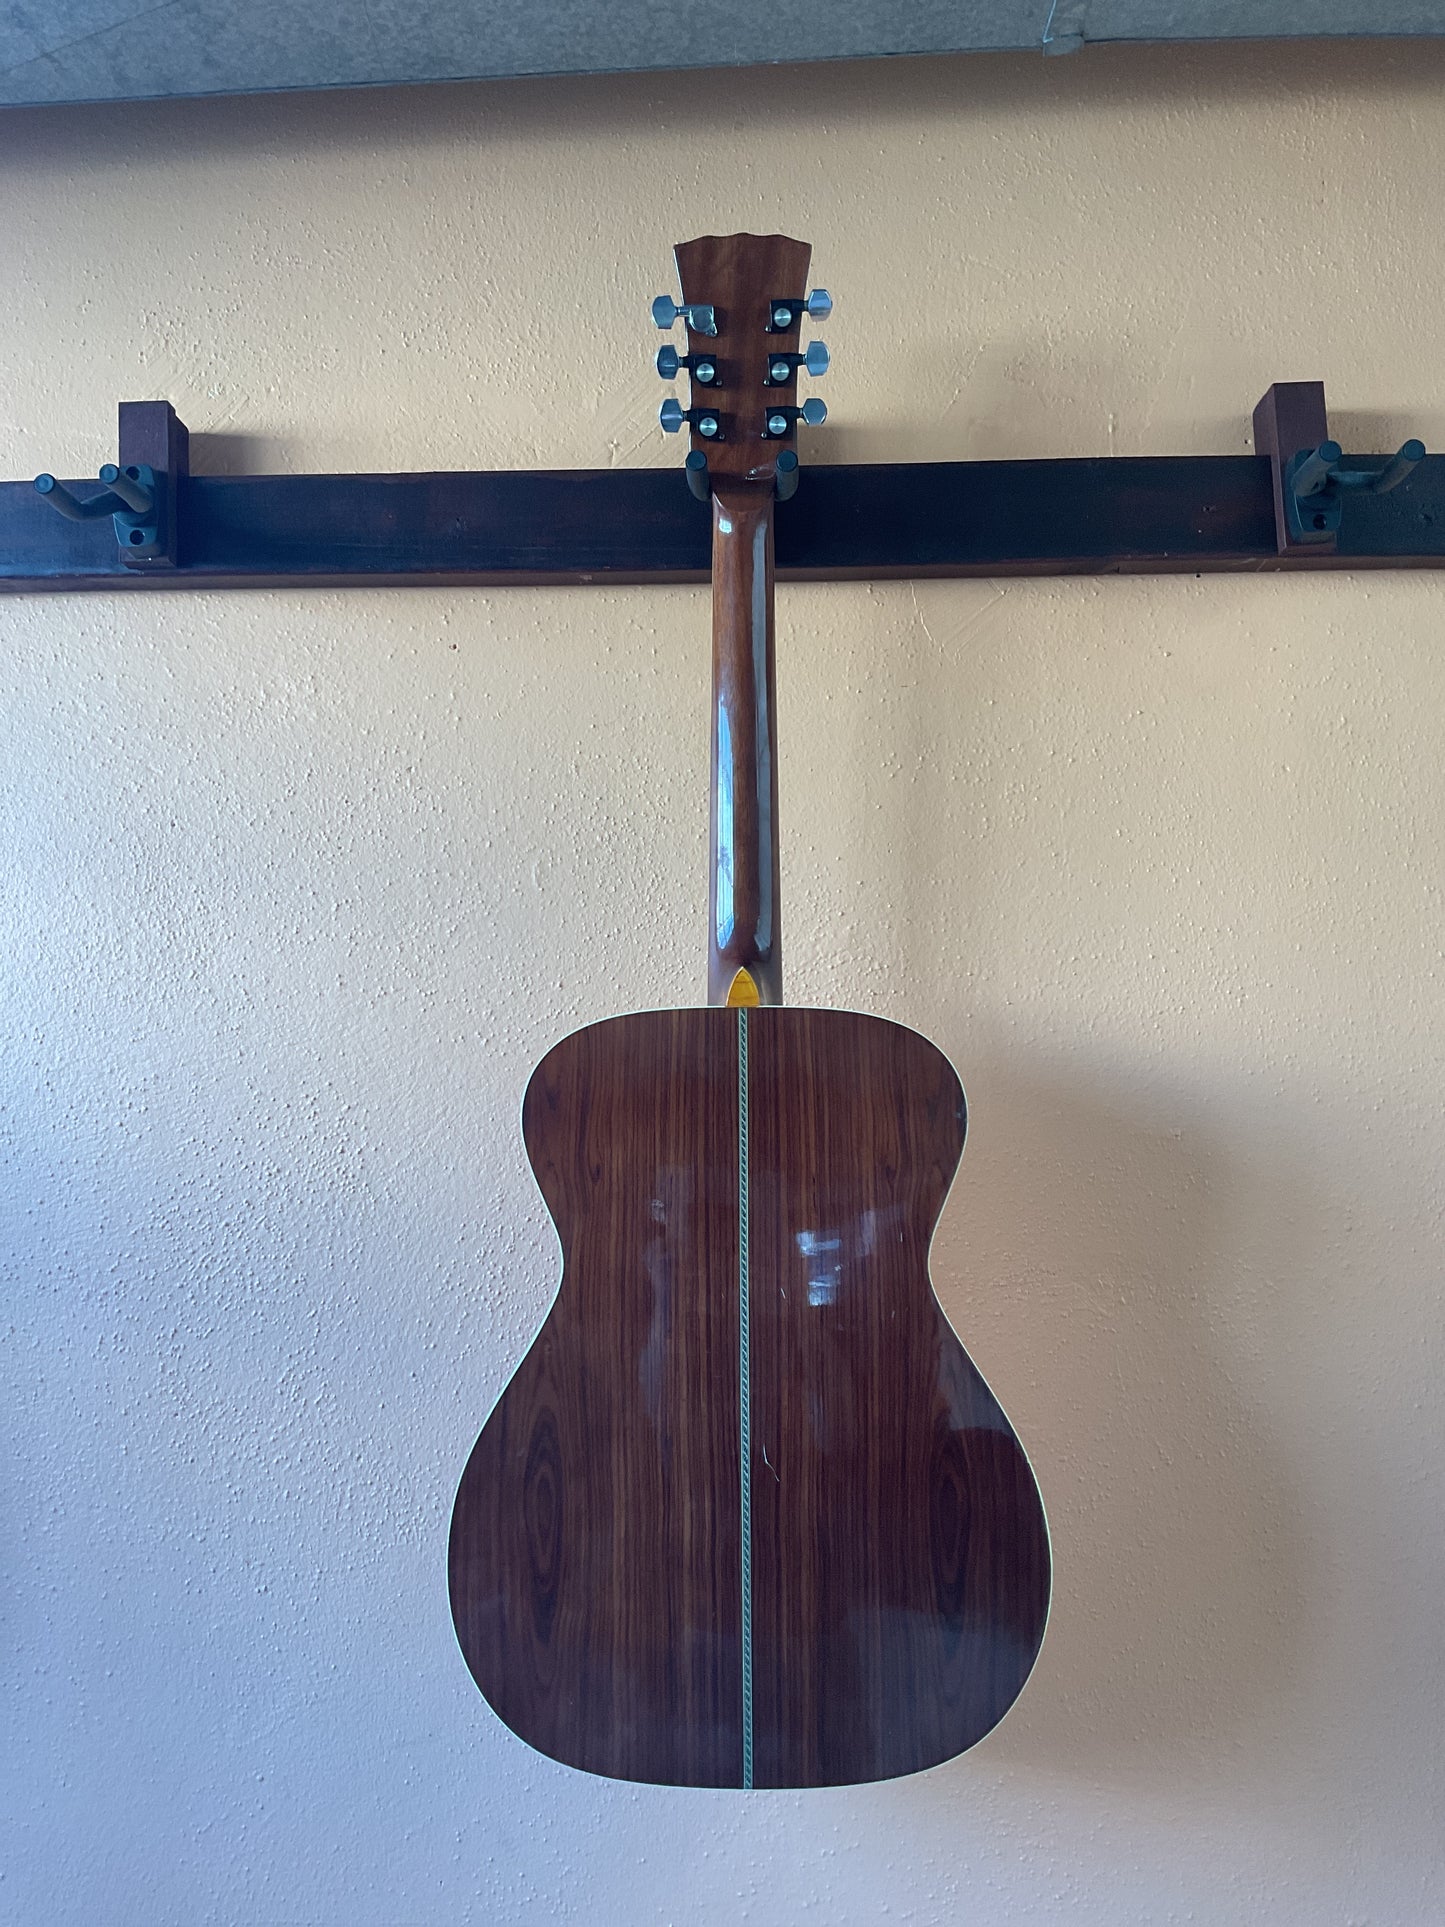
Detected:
left=2, top=384, right=1441, bottom=593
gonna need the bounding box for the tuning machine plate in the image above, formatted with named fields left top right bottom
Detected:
left=763, top=342, right=829, bottom=385
left=661, top=397, right=722, bottom=439
left=764, top=290, right=832, bottom=332
left=657, top=345, right=720, bottom=385
left=762, top=399, right=826, bottom=439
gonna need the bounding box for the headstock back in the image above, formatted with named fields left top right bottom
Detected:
left=658, top=233, right=823, bottom=490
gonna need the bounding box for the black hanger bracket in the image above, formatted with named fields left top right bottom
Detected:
left=29, top=401, right=187, bottom=571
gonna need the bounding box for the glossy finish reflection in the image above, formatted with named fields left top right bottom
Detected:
left=449, top=1006, right=1050, bottom=1788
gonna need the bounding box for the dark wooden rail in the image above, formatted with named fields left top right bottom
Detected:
left=6, top=453, right=1445, bottom=593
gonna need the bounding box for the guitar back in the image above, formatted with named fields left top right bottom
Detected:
left=448, top=1005, right=1050, bottom=1787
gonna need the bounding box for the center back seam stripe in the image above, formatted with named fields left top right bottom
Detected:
left=738, top=1006, right=754, bottom=1791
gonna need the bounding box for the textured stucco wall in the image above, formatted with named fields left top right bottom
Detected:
left=3, top=39, right=1444, bottom=1926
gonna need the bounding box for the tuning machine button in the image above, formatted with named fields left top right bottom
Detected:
left=656, top=345, right=720, bottom=385
left=652, top=294, right=718, bottom=336
left=660, top=397, right=722, bottom=438
left=762, top=398, right=826, bottom=438
left=763, top=342, right=829, bottom=384
left=765, top=289, right=833, bottom=331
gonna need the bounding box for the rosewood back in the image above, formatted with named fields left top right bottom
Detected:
left=448, top=1005, right=1050, bottom=1787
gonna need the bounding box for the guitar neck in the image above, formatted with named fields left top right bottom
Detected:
left=668, top=230, right=812, bottom=1010
left=710, top=481, right=781, bottom=1007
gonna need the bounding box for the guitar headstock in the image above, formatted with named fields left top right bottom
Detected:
left=654, top=233, right=829, bottom=492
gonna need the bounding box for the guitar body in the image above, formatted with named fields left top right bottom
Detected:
left=448, top=1005, right=1050, bottom=1787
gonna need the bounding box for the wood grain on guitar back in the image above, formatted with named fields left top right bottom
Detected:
left=448, top=1006, right=1050, bottom=1788
left=449, top=1010, right=744, bottom=1788
left=747, top=1007, right=1049, bottom=1786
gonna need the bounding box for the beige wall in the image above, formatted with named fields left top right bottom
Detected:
left=4, top=39, right=1444, bottom=1925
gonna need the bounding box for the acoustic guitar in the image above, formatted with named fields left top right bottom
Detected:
left=448, top=233, right=1050, bottom=1788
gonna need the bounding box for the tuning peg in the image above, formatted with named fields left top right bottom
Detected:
left=765, top=290, right=833, bottom=332
left=762, top=398, right=827, bottom=438
left=656, top=345, right=720, bottom=385
left=763, top=342, right=830, bottom=385
left=652, top=295, right=718, bottom=336
left=660, top=397, right=722, bottom=438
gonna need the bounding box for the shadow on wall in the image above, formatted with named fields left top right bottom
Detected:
left=924, top=1051, right=1316, bottom=1798
left=188, top=430, right=295, bottom=477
